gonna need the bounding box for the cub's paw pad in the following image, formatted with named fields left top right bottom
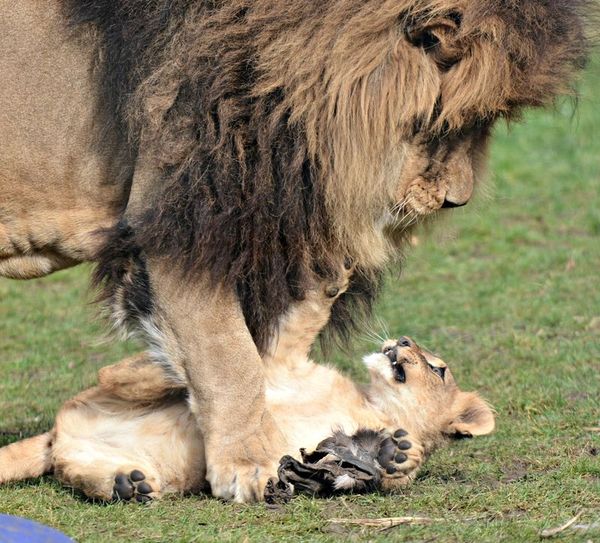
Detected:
left=377, top=430, right=416, bottom=476
left=112, top=470, right=154, bottom=503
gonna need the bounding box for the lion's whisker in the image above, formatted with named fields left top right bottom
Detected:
left=374, top=315, right=391, bottom=340
left=362, top=322, right=386, bottom=345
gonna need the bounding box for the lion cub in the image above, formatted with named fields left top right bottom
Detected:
left=0, top=307, right=494, bottom=502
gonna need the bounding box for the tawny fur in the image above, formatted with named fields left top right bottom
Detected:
left=0, top=0, right=588, bottom=502
left=1, top=0, right=586, bottom=348
left=0, top=290, right=494, bottom=501
left=76, top=0, right=589, bottom=349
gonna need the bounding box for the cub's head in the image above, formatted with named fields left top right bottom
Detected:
left=364, top=337, right=495, bottom=441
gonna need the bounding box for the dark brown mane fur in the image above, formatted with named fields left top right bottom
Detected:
left=65, top=0, right=589, bottom=352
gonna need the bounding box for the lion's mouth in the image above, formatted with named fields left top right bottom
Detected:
left=441, top=198, right=468, bottom=208
left=396, top=185, right=469, bottom=221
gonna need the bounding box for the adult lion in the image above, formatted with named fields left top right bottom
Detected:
left=0, top=1, right=588, bottom=501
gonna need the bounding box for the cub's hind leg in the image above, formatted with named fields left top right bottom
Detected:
left=52, top=398, right=165, bottom=502
left=52, top=387, right=204, bottom=502
left=54, top=450, right=163, bottom=502
left=98, top=352, right=185, bottom=401
left=112, top=468, right=160, bottom=503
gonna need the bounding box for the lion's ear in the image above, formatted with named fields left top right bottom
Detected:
left=446, top=392, right=495, bottom=438
left=405, top=11, right=463, bottom=70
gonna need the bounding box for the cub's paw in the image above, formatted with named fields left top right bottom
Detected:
left=376, top=429, right=423, bottom=483
left=112, top=469, right=159, bottom=503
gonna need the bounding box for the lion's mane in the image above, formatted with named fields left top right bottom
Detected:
left=66, top=0, right=589, bottom=351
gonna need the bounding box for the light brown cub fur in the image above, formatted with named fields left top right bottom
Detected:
left=0, top=288, right=493, bottom=501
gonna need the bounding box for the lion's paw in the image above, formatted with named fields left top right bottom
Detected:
left=207, top=460, right=278, bottom=503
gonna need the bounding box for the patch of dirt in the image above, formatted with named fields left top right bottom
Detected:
left=586, top=316, right=600, bottom=332
left=586, top=446, right=598, bottom=457
left=436, top=469, right=469, bottom=483
left=501, top=507, right=529, bottom=520
left=501, top=460, right=530, bottom=483
left=567, top=391, right=591, bottom=402
left=478, top=476, right=501, bottom=489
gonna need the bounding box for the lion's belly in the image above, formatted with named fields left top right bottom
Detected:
left=0, top=0, right=131, bottom=279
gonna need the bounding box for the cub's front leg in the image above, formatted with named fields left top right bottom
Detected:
left=264, top=427, right=425, bottom=502
left=376, top=429, right=425, bottom=490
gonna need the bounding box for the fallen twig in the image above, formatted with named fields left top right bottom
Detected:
left=583, top=427, right=600, bottom=433
left=540, top=512, right=583, bottom=538
left=329, top=516, right=442, bottom=530
left=572, top=522, right=600, bottom=532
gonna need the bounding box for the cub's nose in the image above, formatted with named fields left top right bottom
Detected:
left=383, top=345, right=397, bottom=363
left=397, top=336, right=414, bottom=348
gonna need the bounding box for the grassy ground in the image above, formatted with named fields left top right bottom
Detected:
left=1, top=64, right=599, bottom=543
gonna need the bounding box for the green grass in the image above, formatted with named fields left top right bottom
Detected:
left=1, top=63, right=599, bottom=543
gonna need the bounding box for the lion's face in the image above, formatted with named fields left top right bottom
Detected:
left=378, top=0, right=587, bottom=227
left=259, top=0, right=588, bottom=262
left=389, top=125, right=490, bottom=222
left=364, top=337, right=495, bottom=438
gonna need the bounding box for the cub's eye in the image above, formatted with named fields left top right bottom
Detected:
left=428, top=364, right=446, bottom=380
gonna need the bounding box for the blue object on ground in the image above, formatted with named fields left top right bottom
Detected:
left=0, top=514, right=74, bottom=543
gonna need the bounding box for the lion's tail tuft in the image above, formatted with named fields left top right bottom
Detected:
left=0, top=432, right=53, bottom=484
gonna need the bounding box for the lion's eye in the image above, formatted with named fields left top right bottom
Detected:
left=428, top=364, right=446, bottom=380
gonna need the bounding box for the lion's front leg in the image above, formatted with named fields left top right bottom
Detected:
left=145, top=260, right=286, bottom=502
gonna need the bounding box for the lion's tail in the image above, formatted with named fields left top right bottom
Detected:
left=0, top=432, right=53, bottom=483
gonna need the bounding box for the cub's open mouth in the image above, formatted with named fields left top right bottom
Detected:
left=392, top=361, right=406, bottom=383
left=383, top=345, right=406, bottom=383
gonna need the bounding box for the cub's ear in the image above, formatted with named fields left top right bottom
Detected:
left=405, top=11, right=463, bottom=69
left=446, top=392, right=495, bottom=438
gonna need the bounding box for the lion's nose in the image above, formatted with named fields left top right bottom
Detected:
left=397, top=336, right=413, bottom=348
left=442, top=153, right=474, bottom=208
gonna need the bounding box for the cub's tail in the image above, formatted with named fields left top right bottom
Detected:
left=0, top=432, right=53, bottom=483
